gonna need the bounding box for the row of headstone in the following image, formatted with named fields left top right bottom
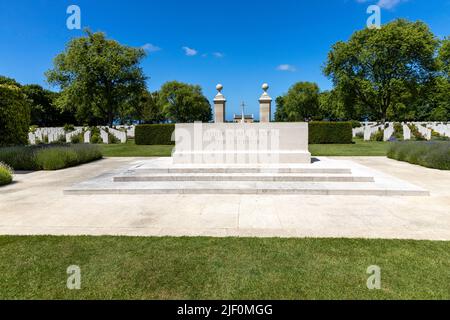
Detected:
left=360, top=122, right=450, bottom=141
left=383, top=123, right=395, bottom=141
left=100, top=129, right=109, bottom=144
left=28, top=126, right=134, bottom=145
left=109, top=128, right=127, bottom=143
left=84, top=131, right=91, bottom=143
left=116, top=125, right=135, bottom=138
left=426, top=123, right=450, bottom=137
left=414, top=123, right=432, bottom=140
left=65, top=128, right=83, bottom=143
left=29, top=127, right=70, bottom=144
left=363, top=124, right=384, bottom=141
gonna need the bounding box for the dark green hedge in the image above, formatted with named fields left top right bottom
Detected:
left=135, top=124, right=175, bottom=145
left=309, top=122, right=353, bottom=144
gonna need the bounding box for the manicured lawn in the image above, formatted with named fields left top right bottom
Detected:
left=310, top=139, right=389, bottom=156
left=0, top=236, right=448, bottom=300
left=99, top=140, right=173, bottom=157
left=100, top=139, right=389, bottom=157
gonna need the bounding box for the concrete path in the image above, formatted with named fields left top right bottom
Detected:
left=0, top=157, right=449, bottom=240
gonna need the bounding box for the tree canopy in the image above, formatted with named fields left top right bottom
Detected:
left=158, top=81, right=212, bottom=123
left=46, top=30, right=147, bottom=126
left=324, top=19, right=439, bottom=121
left=274, top=82, right=320, bottom=122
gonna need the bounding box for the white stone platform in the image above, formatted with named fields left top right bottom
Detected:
left=64, top=157, right=429, bottom=196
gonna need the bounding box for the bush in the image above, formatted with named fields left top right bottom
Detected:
left=408, top=124, right=426, bottom=141
left=387, top=141, right=450, bottom=170
left=350, top=120, right=362, bottom=128
left=393, top=123, right=403, bottom=140
left=108, top=133, right=120, bottom=144
left=0, top=144, right=102, bottom=171
left=371, top=129, right=384, bottom=142
left=135, top=124, right=175, bottom=145
left=0, top=84, right=31, bottom=146
left=308, top=122, right=353, bottom=144
left=71, top=134, right=82, bottom=144
left=64, top=124, right=75, bottom=132
left=0, top=162, right=13, bottom=186
left=0, top=146, right=40, bottom=170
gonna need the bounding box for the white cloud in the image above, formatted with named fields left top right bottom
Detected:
left=141, top=43, right=161, bottom=53
left=182, top=46, right=198, bottom=56
left=276, top=64, right=297, bottom=72
left=213, top=52, right=225, bottom=58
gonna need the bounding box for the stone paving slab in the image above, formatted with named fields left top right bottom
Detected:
left=0, top=157, right=448, bottom=240
left=64, top=157, right=428, bottom=196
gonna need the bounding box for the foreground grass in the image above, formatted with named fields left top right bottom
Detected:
left=0, top=236, right=448, bottom=300
left=99, top=140, right=173, bottom=157
left=101, top=139, right=389, bottom=157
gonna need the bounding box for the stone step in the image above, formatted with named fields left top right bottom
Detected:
left=129, top=167, right=352, bottom=174
left=113, top=173, right=374, bottom=183
left=64, top=181, right=429, bottom=196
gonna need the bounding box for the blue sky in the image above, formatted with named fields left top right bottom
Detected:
left=1, top=0, right=449, bottom=120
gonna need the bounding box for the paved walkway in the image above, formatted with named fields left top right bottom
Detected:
left=0, top=157, right=449, bottom=240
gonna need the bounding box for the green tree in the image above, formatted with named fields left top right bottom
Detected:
left=21, top=85, right=76, bottom=126
left=135, top=90, right=166, bottom=124
left=0, top=76, right=21, bottom=87
left=324, top=19, right=439, bottom=121
left=158, top=81, right=212, bottom=123
left=319, top=90, right=347, bottom=120
left=275, top=82, right=320, bottom=122
left=0, top=84, right=31, bottom=146
left=439, top=38, right=450, bottom=77
left=46, top=30, right=147, bottom=126
left=274, top=96, right=287, bottom=122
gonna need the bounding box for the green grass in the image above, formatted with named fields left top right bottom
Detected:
left=310, top=139, right=389, bottom=156
left=99, top=140, right=173, bottom=157
left=100, top=139, right=388, bottom=157
left=0, top=236, right=448, bottom=300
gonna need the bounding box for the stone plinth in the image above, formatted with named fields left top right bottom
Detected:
left=213, top=84, right=226, bottom=123
left=172, top=122, right=311, bottom=165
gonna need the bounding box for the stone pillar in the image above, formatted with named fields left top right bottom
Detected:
left=214, top=84, right=226, bottom=123
left=259, top=83, right=272, bottom=123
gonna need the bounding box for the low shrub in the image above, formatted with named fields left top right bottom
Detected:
left=371, top=129, right=384, bottom=142
left=0, top=162, right=13, bottom=186
left=308, top=122, right=353, bottom=144
left=387, top=141, right=450, bottom=170
left=135, top=124, right=175, bottom=145
left=64, top=124, right=75, bottom=132
left=70, top=134, right=83, bottom=144
left=35, top=144, right=103, bottom=170
left=393, top=123, right=403, bottom=140
left=0, top=146, right=40, bottom=170
left=409, top=124, right=426, bottom=141
left=0, top=144, right=102, bottom=171
left=350, top=120, right=362, bottom=129
left=108, top=133, right=120, bottom=144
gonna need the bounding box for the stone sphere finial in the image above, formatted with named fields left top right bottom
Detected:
left=262, top=83, right=269, bottom=92
left=216, top=84, right=223, bottom=92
